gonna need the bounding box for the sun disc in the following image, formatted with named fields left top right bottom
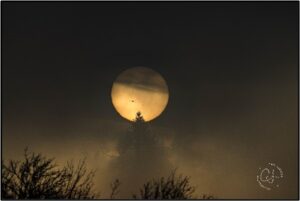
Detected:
left=111, top=67, right=169, bottom=122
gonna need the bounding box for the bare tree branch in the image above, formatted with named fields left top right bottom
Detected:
left=2, top=149, right=97, bottom=199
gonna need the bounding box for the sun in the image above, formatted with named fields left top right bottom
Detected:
left=111, top=67, right=169, bottom=122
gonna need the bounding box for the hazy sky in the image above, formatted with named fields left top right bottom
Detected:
left=2, top=2, right=298, bottom=199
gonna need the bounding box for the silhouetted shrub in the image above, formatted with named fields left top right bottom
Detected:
left=133, top=170, right=215, bottom=199
left=133, top=170, right=195, bottom=199
left=1, top=149, right=96, bottom=199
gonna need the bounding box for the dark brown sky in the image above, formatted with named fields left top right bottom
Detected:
left=2, top=2, right=298, bottom=199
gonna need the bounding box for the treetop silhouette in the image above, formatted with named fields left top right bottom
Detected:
left=1, top=148, right=96, bottom=199
left=135, top=111, right=145, bottom=123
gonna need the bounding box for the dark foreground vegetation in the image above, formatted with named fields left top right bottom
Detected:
left=2, top=149, right=214, bottom=199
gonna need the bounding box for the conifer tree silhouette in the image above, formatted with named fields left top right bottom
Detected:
left=113, top=112, right=171, bottom=197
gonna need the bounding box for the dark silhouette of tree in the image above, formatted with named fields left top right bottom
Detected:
left=112, top=111, right=172, bottom=196
left=133, top=170, right=194, bottom=199
left=133, top=170, right=215, bottom=200
left=110, top=179, right=121, bottom=199
left=135, top=111, right=145, bottom=122
left=1, top=148, right=97, bottom=199
left=117, top=111, right=152, bottom=156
